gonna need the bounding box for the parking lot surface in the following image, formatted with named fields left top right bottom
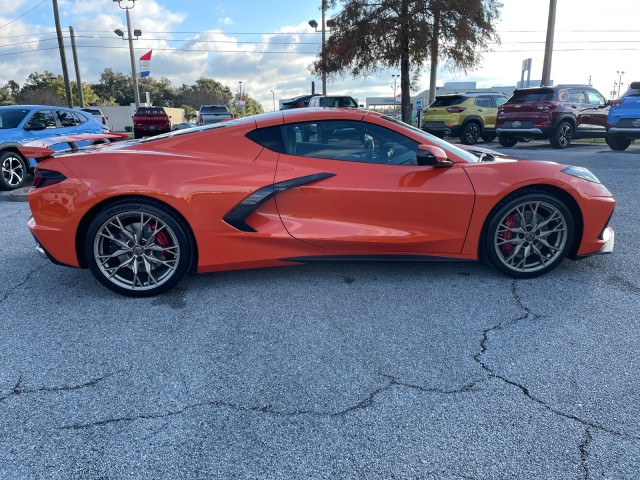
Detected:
left=1, top=141, right=639, bottom=479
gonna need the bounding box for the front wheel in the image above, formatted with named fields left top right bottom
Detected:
left=550, top=121, right=573, bottom=149
left=483, top=191, right=574, bottom=278
left=460, top=123, right=481, bottom=145
left=606, top=135, right=632, bottom=151
left=0, top=151, right=28, bottom=191
left=498, top=135, right=517, bottom=147
left=84, top=200, right=194, bottom=296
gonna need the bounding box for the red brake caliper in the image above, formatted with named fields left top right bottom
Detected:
left=500, top=213, right=516, bottom=255
left=150, top=222, right=170, bottom=256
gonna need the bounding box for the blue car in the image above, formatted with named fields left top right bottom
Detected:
left=607, top=81, right=640, bottom=151
left=0, top=105, right=108, bottom=190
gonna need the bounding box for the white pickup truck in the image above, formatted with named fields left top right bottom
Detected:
left=197, top=105, right=234, bottom=125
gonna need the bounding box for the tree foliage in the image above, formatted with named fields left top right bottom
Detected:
left=3, top=70, right=263, bottom=116
left=313, top=0, right=502, bottom=122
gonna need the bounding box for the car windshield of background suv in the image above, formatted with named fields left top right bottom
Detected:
left=0, top=109, right=30, bottom=129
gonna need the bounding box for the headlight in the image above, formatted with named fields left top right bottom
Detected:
left=561, top=166, right=600, bottom=184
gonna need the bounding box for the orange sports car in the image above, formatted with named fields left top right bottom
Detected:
left=25, top=108, right=615, bottom=296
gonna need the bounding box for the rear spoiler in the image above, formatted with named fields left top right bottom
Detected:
left=18, top=132, right=129, bottom=161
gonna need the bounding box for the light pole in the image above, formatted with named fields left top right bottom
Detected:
left=271, top=90, right=275, bottom=111
left=113, top=0, right=141, bottom=109
left=616, top=70, right=625, bottom=98
left=309, top=0, right=334, bottom=96
left=392, top=74, right=399, bottom=114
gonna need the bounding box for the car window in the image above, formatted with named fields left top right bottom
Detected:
left=476, top=97, right=493, bottom=108
left=26, top=110, right=57, bottom=129
left=246, top=126, right=286, bottom=153
left=0, top=109, right=30, bottom=129
left=281, top=120, right=419, bottom=166
left=495, top=96, right=508, bottom=107
left=431, top=96, right=465, bottom=107
left=200, top=106, right=228, bottom=113
left=586, top=89, right=605, bottom=105
left=56, top=110, right=86, bottom=127
left=509, top=89, right=554, bottom=103
left=567, top=89, right=586, bottom=104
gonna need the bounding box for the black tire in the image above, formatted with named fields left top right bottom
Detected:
left=133, top=130, right=143, bottom=139
left=482, top=191, right=574, bottom=278
left=606, top=135, right=632, bottom=151
left=84, top=200, right=194, bottom=297
left=460, top=123, right=481, bottom=145
left=498, top=134, right=517, bottom=147
left=0, top=151, right=28, bottom=191
left=481, top=135, right=496, bottom=142
left=550, top=121, right=573, bottom=149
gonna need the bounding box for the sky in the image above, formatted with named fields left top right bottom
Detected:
left=1, top=0, right=638, bottom=111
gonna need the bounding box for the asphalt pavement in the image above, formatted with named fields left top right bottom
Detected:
left=1, top=141, right=639, bottom=479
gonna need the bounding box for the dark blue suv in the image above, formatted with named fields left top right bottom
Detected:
left=607, top=81, right=640, bottom=151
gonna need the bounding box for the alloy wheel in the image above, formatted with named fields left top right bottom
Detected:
left=493, top=199, right=569, bottom=274
left=92, top=210, right=181, bottom=292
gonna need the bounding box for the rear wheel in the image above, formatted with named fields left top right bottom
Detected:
left=498, top=135, right=517, bottom=147
left=461, top=123, right=481, bottom=145
left=84, top=200, right=194, bottom=296
left=606, top=135, right=632, bottom=151
left=550, top=121, right=573, bottom=149
left=483, top=191, right=574, bottom=278
left=0, top=151, right=28, bottom=191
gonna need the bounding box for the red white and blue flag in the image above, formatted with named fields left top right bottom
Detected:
left=140, top=50, right=152, bottom=78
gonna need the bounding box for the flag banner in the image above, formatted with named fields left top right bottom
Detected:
left=140, top=50, right=152, bottom=78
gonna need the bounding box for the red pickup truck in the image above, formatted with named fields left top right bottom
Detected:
left=132, top=107, right=171, bottom=138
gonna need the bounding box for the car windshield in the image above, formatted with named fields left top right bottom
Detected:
left=136, top=107, right=165, bottom=114
left=430, top=95, right=465, bottom=107
left=0, top=109, right=30, bottom=129
left=509, top=89, right=555, bottom=103
left=622, top=86, right=640, bottom=97
left=200, top=106, right=228, bottom=113
left=379, top=115, right=479, bottom=163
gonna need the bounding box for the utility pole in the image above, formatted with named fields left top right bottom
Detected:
left=52, top=0, right=73, bottom=107
left=540, top=0, right=557, bottom=86
left=69, top=26, right=84, bottom=108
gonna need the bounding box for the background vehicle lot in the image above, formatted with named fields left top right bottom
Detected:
left=1, top=141, right=639, bottom=478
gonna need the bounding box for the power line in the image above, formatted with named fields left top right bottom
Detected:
left=0, top=0, right=48, bottom=30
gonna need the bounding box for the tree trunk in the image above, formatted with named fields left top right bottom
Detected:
left=400, top=0, right=411, bottom=123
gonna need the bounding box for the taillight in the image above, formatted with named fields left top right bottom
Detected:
left=537, top=103, right=558, bottom=110
left=102, top=116, right=107, bottom=125
left=32, top=169, right=66, bottom=188
left=610, top=99, right=624, bottom=106
left=199, top=114, right=203, bottom=124
left=446, top=107, right=466, bottom=113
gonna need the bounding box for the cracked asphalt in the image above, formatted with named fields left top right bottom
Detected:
left=1, top=142, right=639, bottom=479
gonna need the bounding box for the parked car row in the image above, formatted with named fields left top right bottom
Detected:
left=421, top=83, right=640, bottom=151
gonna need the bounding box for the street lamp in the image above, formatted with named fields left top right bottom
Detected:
left=113, top=0, right=141, bottom=109
left=271, top=90, right=276, bottom=111
left=616, top=70, right=625, bottom=98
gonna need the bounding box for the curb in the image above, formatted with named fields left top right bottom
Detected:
left=9, top=187, right=30, bottom=202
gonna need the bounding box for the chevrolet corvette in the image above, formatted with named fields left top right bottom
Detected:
left=25, top=108, right=615, bottom=296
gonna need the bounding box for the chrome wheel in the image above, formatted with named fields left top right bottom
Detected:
left=86, top=202, right=192, bottom=296
left=0, top=151, right=27, bottom=191
left=485, top=192, right=574, bottom=278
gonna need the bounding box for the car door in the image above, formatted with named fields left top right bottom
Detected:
left=273, top=119, right=475, bottom=255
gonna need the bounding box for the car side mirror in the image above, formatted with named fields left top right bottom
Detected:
left=416, top=144, right=453, bottom=168
left=25, top=122, right=46, bottom=131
